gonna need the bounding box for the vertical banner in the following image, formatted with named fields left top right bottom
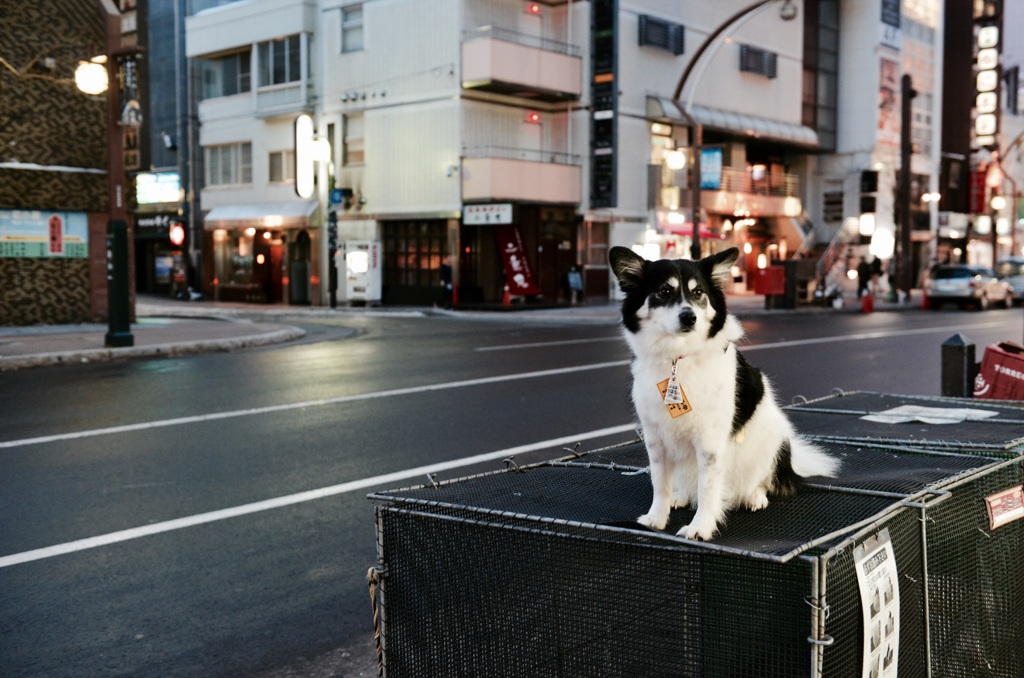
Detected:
left=877, top=57, right=900, bottom=148
left=495, top=224, right=540, bottom=296
left=590, top=0, right=618, bottom=208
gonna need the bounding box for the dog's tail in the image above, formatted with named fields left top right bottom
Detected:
left=790, top=436, right=841, bottom=478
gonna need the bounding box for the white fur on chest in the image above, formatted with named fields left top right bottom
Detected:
left=628, top=335, right=740, bottom=454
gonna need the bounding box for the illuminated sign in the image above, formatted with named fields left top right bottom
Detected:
left=295, top=114, right=316, bottom=199
left=973, top=21, right=1000, bottom=149
left=136, top=172, right=181, bottom=204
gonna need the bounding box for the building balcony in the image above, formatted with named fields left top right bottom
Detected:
left=462, top=146, right=581, bottom=204
left=254, top=82, right=308, bottom=118
left=461, top=27, right=582, bottom=102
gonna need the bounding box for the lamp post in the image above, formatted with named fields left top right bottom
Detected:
left=672, top=0, right=797, bottom=260
left=78, top=0, right=133, bottom=347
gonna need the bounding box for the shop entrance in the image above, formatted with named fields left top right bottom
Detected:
left=381, top=219, right=448, bottom=305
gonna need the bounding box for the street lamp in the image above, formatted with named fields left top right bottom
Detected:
left=76, top=2, right=133, bottom=347
left=672, top=0, right=798, bottom=260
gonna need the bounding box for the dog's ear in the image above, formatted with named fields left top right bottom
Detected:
left=704, top=248, right=740, bottom=290
left=609, top=246, right=646, bottom=291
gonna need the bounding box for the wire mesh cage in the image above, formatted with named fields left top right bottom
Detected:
left=784, top=391, right=1024, bottom=456
left=369, top=437, right=1024, bottom=677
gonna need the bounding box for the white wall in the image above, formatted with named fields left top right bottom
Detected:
left=186, top=0, right=317, bottom=56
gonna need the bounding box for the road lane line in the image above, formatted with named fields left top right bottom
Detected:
left=475, top=336, right=622, bottom=351
left=2, top=321, right=1006, bottom=451
left=0, top=360, right=631, bottom=450
left=739, top=321, right=1009, bottom=352
left=0, top=424, right=637, bottom=569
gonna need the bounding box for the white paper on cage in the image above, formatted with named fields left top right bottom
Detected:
left=853, top=528, right=900, bottom=678
left=860, top=405, right=999, bottom=425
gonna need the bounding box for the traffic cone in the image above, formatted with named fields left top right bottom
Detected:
left=861, top=291, right=875, bottom=313
left=502, top=284, right=511, bottom=306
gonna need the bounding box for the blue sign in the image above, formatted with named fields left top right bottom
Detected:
left=700, top=148, right=723, bottom=190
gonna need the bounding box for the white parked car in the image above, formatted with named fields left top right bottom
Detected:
left=924, top=264, right=1014, bottom=310
left=995, top=257, right=1024, bottom=306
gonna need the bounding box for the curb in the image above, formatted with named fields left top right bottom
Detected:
left=0, top=325, right=306, bottom=371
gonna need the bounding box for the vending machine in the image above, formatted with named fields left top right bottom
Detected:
left=344, top=240, right=382, bottom=305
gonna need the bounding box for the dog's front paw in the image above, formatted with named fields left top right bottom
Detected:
left=637, top=512, right=668, bottom=531
left=743, top=489, right=769, bottom=511
left=677, top=519, right=718, bottom=542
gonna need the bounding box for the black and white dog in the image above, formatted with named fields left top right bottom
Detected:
left=609, top=246, right=839, bottom=541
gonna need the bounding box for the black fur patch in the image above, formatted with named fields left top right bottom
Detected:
left=731, top=351, right=764, bottom=436
left=771, top=439, right=802, bottom=498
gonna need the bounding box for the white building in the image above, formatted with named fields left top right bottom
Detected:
left=184, top=0, right=957, bottom=306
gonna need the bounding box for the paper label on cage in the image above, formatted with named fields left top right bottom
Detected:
left=657, top=379, right=691, bottom=418
left=853, top=528, right=900, bottom=678
left=986, top=485, right=1024, bottom=530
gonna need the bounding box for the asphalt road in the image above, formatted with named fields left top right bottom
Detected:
left=1, top=306, right=1020, bottom=677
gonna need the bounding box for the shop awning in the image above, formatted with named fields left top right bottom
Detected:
left=203, top=200, right=319, bottom=230
left=646, top=96, right=819, bottom=148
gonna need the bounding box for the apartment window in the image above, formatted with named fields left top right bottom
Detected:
left=638, top=15, right=684, bottom=55
left=257, top=35, right=302, bottom=87
left=341, top=5, right=364, bottom=53
left=739, top=44, right=778, bottom=79
left=200, top=51, right=251, bottom=99
left=343, top=114, right=364, bottom=165
left=269, top=150, right=295, bottom=183
left=205, top=142, right=252, bottom=186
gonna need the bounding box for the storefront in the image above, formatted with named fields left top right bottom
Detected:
left=134, top=213, right=182, bottom=297
left=202, top=200, right=319, bottom=304
left=457, top=204, right=578, bottom=305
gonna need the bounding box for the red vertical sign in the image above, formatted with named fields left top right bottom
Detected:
left=495, top=225, right=540, bottom=296
left=48, top=214, right=64, bottom=255
left=969, top=168, right=987, bottom=214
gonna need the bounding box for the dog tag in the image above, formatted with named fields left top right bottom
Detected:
left=664, top=358, right=684, bottom=404
left=657, top=378, right=692, bottom=418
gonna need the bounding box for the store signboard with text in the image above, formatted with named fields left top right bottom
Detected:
left=0, top=210, right=88, bottom=258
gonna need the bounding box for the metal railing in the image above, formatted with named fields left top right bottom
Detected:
left=718, top=167, right=799, bottom=197
left=463, top=145, right=580, bottom=166
left=462, top=26, right=581, bottom=57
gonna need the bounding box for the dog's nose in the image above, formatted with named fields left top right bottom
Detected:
left=678, top=308, right=696, bottom=329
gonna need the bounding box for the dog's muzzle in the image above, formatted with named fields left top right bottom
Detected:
left=678, top=308, right=696, bottom=331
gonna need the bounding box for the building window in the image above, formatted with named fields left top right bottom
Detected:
left=343, top=113, right=364, bottom=165
left=638, top=15, right=684, bottom=55
left=342, top=5, right=364, bottom=53
left=257, top=35, right=302, bottom=87
left=200, top=50, right=251, bottom=99
left=269, top=150, right=295, bottom=183
left=739, top=44, right=778, bottom=79
left=205, top=142, right=252, bottom=186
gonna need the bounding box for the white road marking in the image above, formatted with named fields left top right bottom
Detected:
left=739, top=321, right=1008, bottom=352
left=1, top=318, right=1011, bottom=567
left=0, top=360, right=631, bottom=450
left=0, top=424, right=636, bottom=568
left=475, top=321, right=1008, bottom=353
left=475, top=336, right=622, bottom=352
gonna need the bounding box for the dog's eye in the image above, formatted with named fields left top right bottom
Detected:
left=656, top=285, right=673, bottom=300
left=691, top=287, right=704, bottom=299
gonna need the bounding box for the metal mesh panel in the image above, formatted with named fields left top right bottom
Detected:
left=785, top=391, right=1024, bottom=454
left=377, top=507, right=815, bottom=678
left=371, top=435, right=1023, bottom=677
left=818, top=509, right=929, bottom=678
left=924, top=463, right=1024, bottom=676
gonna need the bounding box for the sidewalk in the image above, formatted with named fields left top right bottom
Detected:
left=0, top=290, right=917, bottom=371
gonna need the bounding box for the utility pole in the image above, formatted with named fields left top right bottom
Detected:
left=898, top=74, right=917, bottom=299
